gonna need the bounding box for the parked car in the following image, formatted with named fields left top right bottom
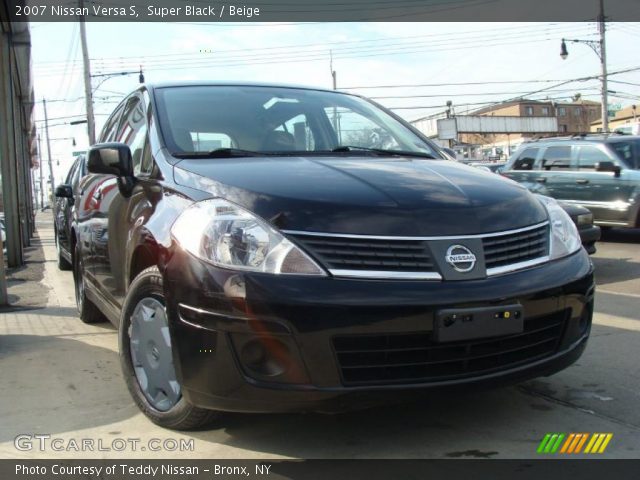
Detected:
left=469, top=163, right=600, bottom=253
left=468, top=161, right=506, bottom=173
left=72, top=82, right=594, bottom=430
left=53, top=155, right=87, bottom=270
left=558, top=203, right=601, bottom=254
left=501, top=135, right=640, bottom=229
left=1, top=217, right=6, bottom=254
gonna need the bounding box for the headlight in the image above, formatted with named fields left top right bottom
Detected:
left=577, top=212, right=594, bottom=226
left=171, top=199, right=326, bottom=276
left=535, top=195, right=582, bottom=260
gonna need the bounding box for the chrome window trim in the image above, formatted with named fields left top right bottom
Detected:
left=283, top=221, right=549, bottom=241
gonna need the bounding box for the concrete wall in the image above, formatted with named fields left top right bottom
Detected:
left=0, top=9, right=36, bottom=269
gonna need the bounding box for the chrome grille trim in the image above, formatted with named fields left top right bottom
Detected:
left=283, top=221, right=549, bottom=241
left=486, top=256, right=550, bottom=277
left=284, top=221, right=550, bottom=280
left=328, top=270, right=443, bottom=280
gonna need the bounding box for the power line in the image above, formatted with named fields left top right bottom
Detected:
left=34, top=22, right=592, bottom=75
left=369, top=87, right=602, bottom=100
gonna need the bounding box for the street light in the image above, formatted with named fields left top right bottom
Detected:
left=560, top=39, right=569, bottom=60
left=50, top=137, right=76, bottom=146
left=91, top=67, right=145, bottom=93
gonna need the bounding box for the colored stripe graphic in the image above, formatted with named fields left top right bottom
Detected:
left=574, top=433, right=589, bottom=453
left=560, top=433, right=575, bottom=453
left=537, top=433, right=565, bottom=453
left=585, top=433, right=614, bottom=454
left=540, top=433, right=613, bottom=454
left=537, top=434, right=552, bottom=453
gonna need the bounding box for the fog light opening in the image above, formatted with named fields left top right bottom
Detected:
left=240, top=338, right=291, bottom=377
left=578, top=303, right=592, bottom=335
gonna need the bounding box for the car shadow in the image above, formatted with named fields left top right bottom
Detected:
left=599, top=227, right=640, bottom=244
left=0, top=334, right=135, bottom=443
left=185, top=386, right=536, bottom=458
left=592, top=256, right=640, bottom=287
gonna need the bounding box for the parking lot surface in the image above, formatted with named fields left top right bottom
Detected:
left=0, top=214, right=638, bottom=459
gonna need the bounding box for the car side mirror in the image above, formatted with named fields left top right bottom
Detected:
left=54, top=184, right=73, bottom=199
left=596, top=161, right=621, bottom=177
left=87, top=143, right=133, bottom=178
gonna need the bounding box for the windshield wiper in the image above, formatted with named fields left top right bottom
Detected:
left=172, top=148, right=266, bottom=159
left=331, top=146, right=437, bottom=159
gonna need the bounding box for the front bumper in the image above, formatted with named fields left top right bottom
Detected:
left=578, top=224, right=601, bottom=254
left=164, top=249, right=594, bottom=413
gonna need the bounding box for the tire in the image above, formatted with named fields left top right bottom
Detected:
left=119, top=266, right=220, bottom=430
left=55, top=229, right=72, bottom=271
left=73, top=240, right=106, bottom=324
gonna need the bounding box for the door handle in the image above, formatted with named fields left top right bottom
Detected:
left=535, top=177, right=547, bottom=183
left=576, top=179, right=589, bottom=185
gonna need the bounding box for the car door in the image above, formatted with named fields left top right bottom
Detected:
left=502, top=146, right=546, bottom=193
left=78, top=101, right=127, bottom=290
left=56, top=158, right=79, bottom=256
left=571, top=144, right=633, bottom=224
left=535, top=144, right=579, bottom=201
left=93, top=94, right=149, bottom=307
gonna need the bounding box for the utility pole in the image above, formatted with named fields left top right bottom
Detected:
left=38, top=132, right=44, bottom=209
left=598, top=0, right=609, bottom=133
left=79, top=0, right=96, bottom=144
left=43, top=99, right=55, bottom=201
left=559, top=1, right=609, bottom=133
left=330, top=50, right=339, bottom=141
left=330, top=50, right=337, bottom=90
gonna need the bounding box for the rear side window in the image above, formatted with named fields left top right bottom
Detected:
left=541, top=146, right=573, bottom=170
left=99, top=103, right=125, bottom=143
left=610, top=141, right=640, bottom=169
left=512, top=147, right=538, bottom=170
left=577, top=146, right=612, bottom=170
left=65, top=158, right=79, bottom=184
left=116, top=97, right=147, bottom=175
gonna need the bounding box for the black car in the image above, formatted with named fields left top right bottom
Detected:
left=53, top=154, right=87, bottom=270
left=71, top=83, right=594, bottom=430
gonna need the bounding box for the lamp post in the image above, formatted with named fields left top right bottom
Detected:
left=559, top=0, right=609, bottom=132
left=91, top=67, right=145, bottom=94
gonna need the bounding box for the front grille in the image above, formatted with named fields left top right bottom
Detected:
left=483, top=224, right=549, bottom=269
left=286, top=222, right=550, bottom=278
left=288, top=235, right=436, bottom=272
left=332, top=309, right=568, bottom=386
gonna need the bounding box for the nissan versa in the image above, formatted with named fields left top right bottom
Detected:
left=62, top=83, right=595, bottom=430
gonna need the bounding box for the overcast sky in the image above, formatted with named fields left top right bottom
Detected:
left=29, top=21, right=640, bottom=183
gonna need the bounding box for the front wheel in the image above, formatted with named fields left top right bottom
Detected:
left=55, top=228, right=72, bottom=271
left=73, top=241, right=106, bottom=324
left=119, top=266, right=220, bottom=430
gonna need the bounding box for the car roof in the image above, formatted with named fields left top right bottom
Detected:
left=521, top=134, right=640, bottom=146
left=143, top=81, right=352, bottom=96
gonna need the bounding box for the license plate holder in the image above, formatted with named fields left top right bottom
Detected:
left=434, top=305, right=524, bottom=343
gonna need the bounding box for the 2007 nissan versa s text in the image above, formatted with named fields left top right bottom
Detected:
left=61, top=83, right=594, bottom=430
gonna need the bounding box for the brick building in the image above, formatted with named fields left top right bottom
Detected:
left=459, top=98, right=601, bottom=157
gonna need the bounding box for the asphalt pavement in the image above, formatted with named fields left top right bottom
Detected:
left=0, top=213, right=638, bottom=459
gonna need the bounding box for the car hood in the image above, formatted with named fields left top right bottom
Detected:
left=173, top=156, right=548, bottom=236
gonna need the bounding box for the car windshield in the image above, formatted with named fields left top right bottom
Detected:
left=154, top=85, right=439, bottom=158
left=609, top=139, right=640, bottom=169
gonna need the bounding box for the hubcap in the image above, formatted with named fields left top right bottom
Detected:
left=128, top=297, right=180, bottom=411
left=74, top=254, right=84, bottom=310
